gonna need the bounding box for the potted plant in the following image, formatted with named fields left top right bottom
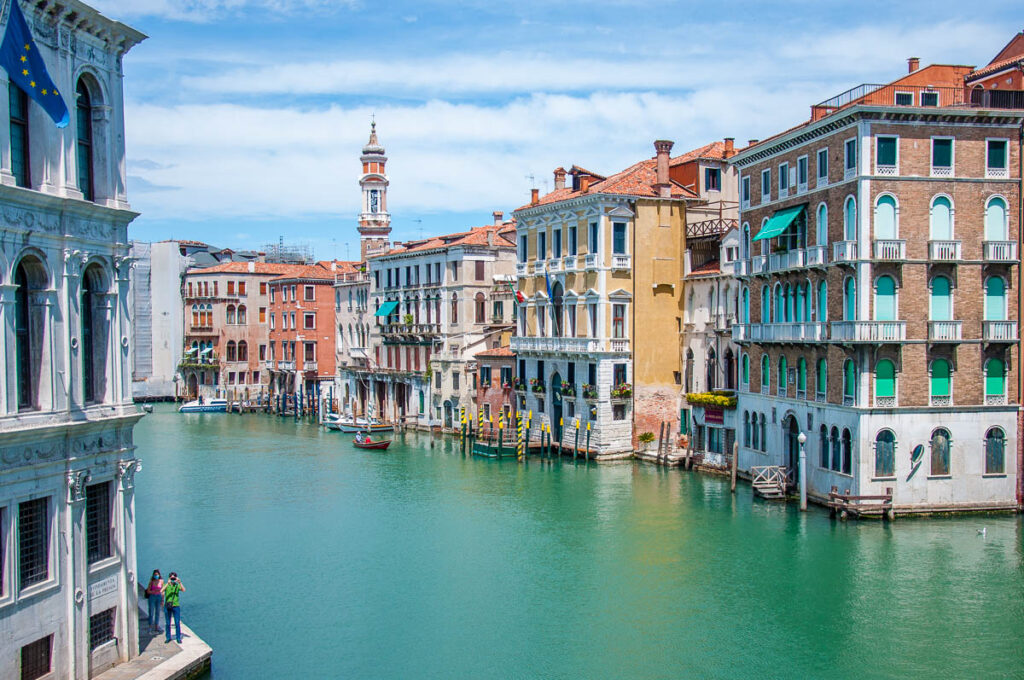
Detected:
left=512, top=377, right=525, bottom=391
left=560, top=380, right=575, bottom=396
left=611, top=382, right=632, bottom=399
left=530, top=378, right=545, bottom=393
left=638, top=431, right=656, bottom=451
left=582, top=383, right=598, bottom=400
left=403, top=313, right=414, bottom=326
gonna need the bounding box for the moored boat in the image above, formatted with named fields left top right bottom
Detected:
left=325, top=415, right=394, bottom=433
left=353, top=438, right=391, bottom=450
left=178, top=398, right=228, bottom=413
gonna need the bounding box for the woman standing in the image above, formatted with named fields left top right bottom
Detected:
left=161, top=572, right=186, bottom=644
left=146, top=570, right=164, bottom=633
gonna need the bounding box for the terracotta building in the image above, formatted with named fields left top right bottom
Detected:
left=472, top=346, right=517, bottom=435
left=730, top=43, right=1024, bottom=512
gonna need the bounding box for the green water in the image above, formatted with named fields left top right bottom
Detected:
left=134, top=405, right=1024, bottom=679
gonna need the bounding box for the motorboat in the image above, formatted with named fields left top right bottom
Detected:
left=324, top=414, right=393, bottom=433
left=178, top=398, right=228, bottom=413
left=353, top=438, right=391, bottom=450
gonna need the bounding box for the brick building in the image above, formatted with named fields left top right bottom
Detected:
left=731, top=48, right=1024, bottom=512
left=512, top=142, right=696, bottom=458
left=472, top=346, right=517, bottom=434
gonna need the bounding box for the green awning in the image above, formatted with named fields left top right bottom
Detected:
left=753, top=204, right=806, bottom=241
left=374, top=300, right=400, bottom=317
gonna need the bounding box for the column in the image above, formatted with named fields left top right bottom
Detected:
left=0, top=283, right=17, bottom=413
left=116, top=459, right=142, bottom=662
left=66, top=470, right=90, bottom=680
left=0, top=69, right=15, bottom=185
left=64, top=250, right=82, bottom=410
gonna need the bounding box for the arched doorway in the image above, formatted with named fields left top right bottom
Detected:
left=724, top=348, right=735, bottom=390
left=784, top=414, right=800, bottom=473
left=186, top=374, right=198, bottom=400
left=550, top=371, right=563, bottom=448
left=443, top=400, right=453, bottom=429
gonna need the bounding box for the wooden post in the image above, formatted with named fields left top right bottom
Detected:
left=585, top=421, right=592, bottom=461
left=574, top=418, right=580, bottom=461
left=730, top=441, right=738, bottom=493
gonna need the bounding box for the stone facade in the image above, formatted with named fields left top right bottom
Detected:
left=0, top=3, right=146, bottom=677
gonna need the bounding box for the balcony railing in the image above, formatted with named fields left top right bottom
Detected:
left=986, top=167, right=1009, bottom=179
left=985, top=394, right=1008, bottom=406
left=931, top=165, right=953, bottom=178
left=930, top=395, right=952, bottom=407
left=778, top=384, right=788, bottom=398
left=510, top=336, right=607, bottom=354
left=584, top=254, right=598, bottom=269
left=806, top=245, right=827, bottom=267
left=816, top=391, right=826, bottom=404
left=875, top=163, right=897, bottom=176
left=873, top=239, right=906, bottom=260
left=983, top=320, right=1017, bottom=342
left=768, top=249, right=805, bottom=272
left=830, top=320, right=906, bottom=342
left=983, top=241, right=1017, bottom=262
left=563, top=255, right=577, bottom=272
left=833, top=241, right=858, bottom=263
left=732, top=322, right=827, bottom=343
left=929, top=240, right=961, bottom=261
left=279, top=360, right=296, bottom=370
left=733, top=259, right=751, bottom=277
left=609, top=339, right=630, bottom=353
left=532, top=261, right=546, bottom=274
left=796, top=388, right=806, bottom=400
left=843, top=394, right=855, bottom=407
left=612, top=255, right=631, bottom=270
left=751, top=255, right=767, bottom=274
left=303, top=361, right=318, bottom=372
left=547, top=258, right=562, bottom=272
left=516, top=262, right=527, bottom=276
left=874, top=395, right=897, bottom=408
left=928, top=320, right=962, bottom=342
left=761, top=384, right=769, bottom=395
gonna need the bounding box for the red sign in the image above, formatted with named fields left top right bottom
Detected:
left=705, top=407, right=724, bottom=424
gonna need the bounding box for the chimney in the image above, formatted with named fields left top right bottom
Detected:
left=724, top=137, right=735, bottom=158
left=553, top=167, right=566, bottom=190
left=580, top=175, right=591, bottom=193
left=908, top=57, right=920, bottom=73
left=493, top=211, right=503, bottom=225
left=530, top=188, right=539, bottom=205
left=653, top=139, right=674, bottom=198
left=748, top=139, right=759, bottom=146
left=247, top=261, right=255, bottom=273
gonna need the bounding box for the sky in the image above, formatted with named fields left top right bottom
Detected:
left=91, top=0, right=1021, bottom=259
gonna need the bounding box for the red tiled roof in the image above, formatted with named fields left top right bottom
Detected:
left=475, top=346, right=515, bottom=358
left=516, top=158, right=698, bottom=211
left=187, top=261, right=316, bottom=275
left=376, top=224, right=516, bottom=257
left=685, top=261, right=722, bottom=278
left=966, top=54, right=1024, bottom=81
left=269, top=263, right=335, bottom=282
left=670, top=141, right=727, bottom=166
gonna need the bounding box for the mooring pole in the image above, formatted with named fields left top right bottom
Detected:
left=731, top=440, right=738, bottom=493
left=574, top=418, right=580, bottom=461
left=585, top=422, right=591, bottom=461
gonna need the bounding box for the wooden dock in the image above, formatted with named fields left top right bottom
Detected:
left=828, top=486, right=894, bottom=520
left=750, top=465, right=791, bottom=500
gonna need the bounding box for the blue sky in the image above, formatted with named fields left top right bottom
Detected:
left=92, top=0, right=1021, bottom=258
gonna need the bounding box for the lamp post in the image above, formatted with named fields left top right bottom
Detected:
left=798, top=431, right=808, bottom=511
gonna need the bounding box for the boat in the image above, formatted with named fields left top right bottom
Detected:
left=325, top=415, right=394, bottom=433
left=353, top=438, right=391, bottom=450
left=178, top=398, right=228, bottom=413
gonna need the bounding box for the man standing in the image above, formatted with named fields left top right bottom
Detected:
left=161, top=572, right=187, bottom=644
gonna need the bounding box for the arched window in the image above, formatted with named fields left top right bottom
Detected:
left=742, top=288, right=750, bottom=324
left=816, top=203, right=827, bottom=246
left=795, top=284, right=805, bottom=323
left=81, top=264, right=108, bottom=404
left=784, top=284, right=794, bottom=322
left=774, top=284, right=784, bottom=323
left=451, top=293, right=458, bottom=324
left=475, top=292, right=487, bottom=325
left=874, top=275, right=896, bottom=321
left=237, top=305, right=247, bottom=324
left=15, top=257, right=46, bottom=411
left=742, top=224, right=750, bottom=259
left=985, top=427, right=1005, bottom=475
left=76, top=79, right=94, bottom=201
left=929, top=196, right=952, bottom=240
left=777, top=355, right=787, bottom=395
left=707, top=348, right=717, bottom=390
left=819, top=425, right=829, bottom=468
left=226, top=305, right=236, bottom=325
left=761, top=285, right=769, bottom=323
left=984, top=277, right=1006, bottom=321
left=875, top=430, right=895, bottom=477
left=192, top=304, right=199, bottom=327
left=742, top=354, right=750, bottom=386
left=843, top=196, right=857, bottom=240
left=985, top=358, right=1006, bottom=399
left=751, top=412, right=759, bottom=450
left=930, top=359, right=951, bottom=403
left=685, top=349, right=694, bottom=392
left=843, top=278, right=856, bottom=321
left=238, top=341, right=248, bottom=362
left=841, top=428, right=852, bottom=474
left=797, top=357, right=807, bottom=396
left=9, top=81, right=29, bottom=188
left=760, top=354, right=769, bottom=391
left=843, top=359, right=856, bottom=403
left=743, top=412, right=750, bottom=447
left=817, top=280, right=827, bottom=322
left=875, top=195, right=897, bottom=240
left=830, top=426, right=841, bottom=471
left=816, top=358, right=827, bottom=398
left=724, top=348, right=735, bottom=389
left=759, top=414, right=766, bottom=452
left=875, top=359, right=895, bottom=405
left=985, top=196, right=1008, bottom=241
left=930, top=428, right=951, bottom=476
left=930, top=276, right=952, bottom=321
left=226, top=341, right=236, bottom=362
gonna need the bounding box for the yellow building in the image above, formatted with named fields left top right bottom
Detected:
left=511, top=141, right=697, bottom=458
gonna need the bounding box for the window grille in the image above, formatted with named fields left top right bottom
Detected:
left=18, top=498, right=48, bottom=589
left=87, top=482, right=112, bottom=563
left=89, top=607, right=116, bottom=650
left=21, top=635, right=52, bottom=680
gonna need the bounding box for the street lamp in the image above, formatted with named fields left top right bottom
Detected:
left=797, top=431, right=808, bottom=511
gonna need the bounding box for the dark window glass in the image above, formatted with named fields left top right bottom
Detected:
left=9, top=82, right=29, bottom=188
left=988, top=140, right=1007, bottom=169
left=89, top=607, right=116, bottom=650
left=86, top=482, right=111, bottom=563
left=612, top=223, right=626, bottom=255
left=613, top=363, right=627, bottom=386
left=19, top=498, right=48, bottom=589
left=877, top=137, right=897, bottom=166
left=921, top=91, right=939, bottom=107
left=568, top=226, right=577, bottom=255
left=705, top=167, right=720, bottom=191
left=894, top=92, right=913, bottom=106
left=932, top=138, right=953, bottom=167
left=82, top=271, right=96, bottom=402
left=21, top=636, right=52, bottom=680
left=15, top=264, right=33, bottom=410
left=76, top=81, right=93, bottom=201
left=985, top=428, right=1005, bottom=475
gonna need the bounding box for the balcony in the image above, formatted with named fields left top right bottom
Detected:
left=843, top=394, right=855, bottom=407
left=768, top=249, right=805, bottom=272
left=303, top=361, right=318, bottom=373
left=928, top=320, right=962, bottom=342
left=611, top=255, right=631, bottom=270
left=563, top=255, right=577, bottom=272
left=751, top=255, right=767, bottom=274
left=875, top=163, right=897, bottom=176
left=931, top=165, right=953, bottom=178
left=830, top=320, right=906, bottom=342
left=511, top=336, right=607, bottom=354
left=806, top=245, right=827, bottom=267
left=833, top=241, right=858, bottom=263
left=584, top=254, right=598, bottom=269
left=930, top=395, right=952, bottom=407
left=929, top=240, right=961, bottom=261
left=983, top=320, right=1017, bottom=342
left=985, top=394, right=1008, bottom=406
left=761, top=384, right=769, bottom=395
left=732, top=322, right=827, bottom=343
left=983, top=241, right=1017, bottom=262
left=547, top=258, right=562, bottom=272
left=816, top=391, right=826, bottom=404
left=873, top=239, right=906, bottom=260
left=279, top=360, right=296, bottom=371
left=609, top=339, right=630, bottom=353
left=733, top=259, right=751, bottom=277
left=532, top=261, right=546, bottom=275
left=986, top=167, right=1009, bottom=179
left=778, top=384, right=788, bottom=398
left=515, top=262, right=527, bottom=276
left=874, top=395, right=897, bottom=408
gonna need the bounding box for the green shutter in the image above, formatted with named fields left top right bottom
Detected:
left=985, top=198, right=1007, bottom=241
left=877, top=137, right=897, bottom=166
left=875, top=276, right=896, bottom=321
left=875, top=195, right=897, bottom=240
left=817, top=359, right=827, bottom=394
left=986, top=359, right=1005, bottom=396
left=933, top=139, right=952, bottom=167
left=761, top=355, right=769, bottom=385
left=931, top=276, right=951, bottom=321
left=931, top=360, right=950, bottom=397
left=985, top=277, right=1006, bottom=321
left=844, top=360, right=856, bottom=396
left=742, top=355, right=750, bottom=383
left=876, top=360, right=895, bottom=397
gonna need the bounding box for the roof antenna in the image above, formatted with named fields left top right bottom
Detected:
left=413, top=218, right=423, bottom=240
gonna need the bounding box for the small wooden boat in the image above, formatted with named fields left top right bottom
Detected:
left=353, top=438, right=391, bottom=450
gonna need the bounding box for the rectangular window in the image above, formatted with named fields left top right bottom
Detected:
left=434, top=263, right=441, bottom=282
left=588, top=222, right=598, bottom=253
left=260, top=282, right=267, bottom=295
left=705, top=167, right=721, bottom=191
left=452, top=372, right=460, bottom=390
left=18, top=497, right=48, bottom=589
left=304, top=313, right=316, bottom=330
left=89, top=607, right=116, bottom=650
left=612, top=222, right=627, bottom=255
left=435, top=370, right=441, bottom=388
left=9, top=82, right=29, bottom=189
left=844, top=138, right=857, bottom=171
left=538, top=232, right=547, bottom=260
left=239, top=281, right=246, bottom=296
left=761, top=168, right=771, bottom=199
left=987, top=139, right=1008, bottom=174
left=259, top=307, right=266, bottom=323
left=894, top=91, right=913, bottom=106
left=227, top=281, right=235, bottom=295
left=817, top=148, right=828, bottom=181
left=876, top=136, right=897, bottom=168
left=741, top=176, right=750, bottom=204
left=778, top=162, right=789, bottom=192
left=568, top=226, right=578, bottom=255
left=269, top=313, right=275, bottom=330
left=613, top=404, right=626, bottom=420
left=304, top=285, right=315, bottom=301
left=588, top=303, right=597, bottom=337
left=21, top=636, right=52, bottom=680
left=480, top=365, right=492, bottom=385
left=612, top=304, right=625, bottom=338
left=553, top=229, right=562, bottom=258
left=483, top=403, right=491, bottom=419
left=501, top=366, right=512, bottom=386
left=797, top=156, right=808, bottom=187
left=269, top=287, right=275, bottom=303
left=492, top=300, right=503, bottom=320
left=932, top=137, right=953, bottom=173
left=613, top=363, right=627, bottom=386
left=920, top=91, right=939, bottom=107
left=259, top=344, right=266, bottom=360
left=86, top=482, right=112, bottom=564
left=475, top=260, right=485, bottom=281
left=519, top=235, right=528, bottom=262
left=588, top=363, right=597, bottom=388
left=252, top=370, right=260, bottom=383
left=303, top=342, right=315, bottom=362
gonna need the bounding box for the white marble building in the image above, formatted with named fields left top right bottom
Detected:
left=0, top=2, right=146, bottom=678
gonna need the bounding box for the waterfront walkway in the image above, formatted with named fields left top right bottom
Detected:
left=94, top=599, right=211, bottom=680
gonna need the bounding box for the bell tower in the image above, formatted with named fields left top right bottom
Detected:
left=358, top=121, right=391, bottom=261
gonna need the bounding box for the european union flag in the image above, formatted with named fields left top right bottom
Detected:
left=0, top=1, right=68, bottom=128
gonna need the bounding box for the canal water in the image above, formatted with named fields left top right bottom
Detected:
left=135, top=405, right=1023, bottom=679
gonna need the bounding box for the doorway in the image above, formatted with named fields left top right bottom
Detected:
left=550, top=371, right=563, bottom=447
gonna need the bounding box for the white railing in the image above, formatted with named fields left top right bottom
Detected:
left=830, top=320, right=907, bottom=342
left=733, top=259, right=751, bottom=277
left=732, top=324, right=749, bottom=342
left=833, top=241, right=858, bottom=263
left=768, top=249, right=806, bottom=272
left=303, top=361, right=318, bottom=372
left=983, top=241, right=1017, bottom=262
left=928, top=240, right=961, bottom=261
left=279, top=361, right=296, bottom=370
left=612, top=255, right=631, bottom=270
left=874, top=395, right=897, bottom=408
left=844, top=166, right=856, bottom=181
left=515, top=262, right=527, bottom=276
left=816, top=391, right=827, bottom=403
left=875, top=164, right=897, bottom=176
left=931, top=165, right=953, bottom=177
left=983, top=320, right=1017, bottom=342
left=797, top=181, right=808, bottom=194
left=584, top=253, right=598, bottom=268
left=510, top=336, right=616, bottom=354
left=779, top=186, right=789, bottom=199
left=532, top=261, right=546, bottom=274
left=928, top=320, right=962, bottom=342
left=740, top=381, right=749, bottom=393
left=778, top=384, right=788, bottom=398
left=563, top=255, right=577, bottom=271
left=817, top=175, right=829, bottom=189
left=930, top=395, right=952, bottom=407
left=610, top=339, right=630, bottom=353
left=806, top=245, right=827, bottom=266
left=739, top=322, right=827, bottom=342
left=547, top=258, right=561, bottom=272
left=751, top=255, right=767, bottom=274
left=986, top=167, right=1009, bottom=179
left=796, top=389, right=806, bottom=400
left=873, top=239, right=906, bottom=260
left=761, top=384, right=769, bottom=395
left=985, top=394, right=1008, bottom=406
left=843, top=394, right=856, bottom=407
